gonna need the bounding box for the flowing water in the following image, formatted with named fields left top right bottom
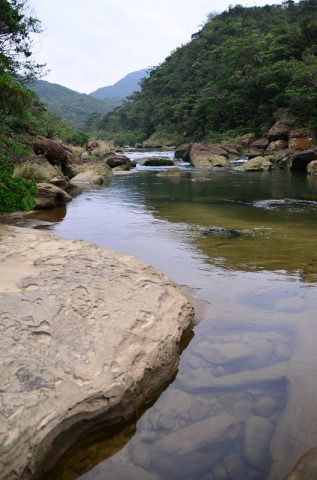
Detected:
left=23, top=155, right=317, bottom=480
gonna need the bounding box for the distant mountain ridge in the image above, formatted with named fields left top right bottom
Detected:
left=29, top=69, right=149, bottom=131
left=30, top=80, right=121, bottom=131
left=90, top=68, right=148, bottom=100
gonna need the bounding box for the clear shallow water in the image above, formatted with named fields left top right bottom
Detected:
left=29, top=164, right=317, bottom=480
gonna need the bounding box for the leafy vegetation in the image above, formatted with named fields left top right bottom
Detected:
left=100, top=0, right=317, bottom=145
left=0, top=0, right=89, bottom=212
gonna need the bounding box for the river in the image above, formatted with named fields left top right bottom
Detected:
left=26, top=152, right=317, bottom=480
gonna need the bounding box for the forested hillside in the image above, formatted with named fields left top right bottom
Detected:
left=100, top=0, right=317, bottom=145
left=30, top=80, right=121, bottom=130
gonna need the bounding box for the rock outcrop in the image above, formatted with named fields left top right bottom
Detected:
left=0, top=226, right=194, bottom=480
left=34, top=183, right=72, bottom=209
left=279, top=148, right=317, bottom=171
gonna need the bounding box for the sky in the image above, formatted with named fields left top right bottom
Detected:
left=29, top=0, right=284, bottom=94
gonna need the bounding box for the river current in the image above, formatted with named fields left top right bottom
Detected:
left=26, top=152, right=317, bottom=480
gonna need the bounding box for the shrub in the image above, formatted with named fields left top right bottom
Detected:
left=0, top=159, right=37, bottom=212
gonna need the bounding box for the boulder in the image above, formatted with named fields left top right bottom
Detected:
left=267, top=118, right=294, bottom=142
left=284, top=448, right=317, bottom=480
left=86, top=139, right=100, bottom=152
left=189, top=143, right=230, bottom=166
left=249, top=138, right=269, bottom=157
left=139, top=157, right=174, bottom=167
left=307, top=160, right=317, bottom=175
left=33, top=136, right=74, bottom=174
left=174, top=144, right=192, bottom=161
left=70, top=171, right=105, bottom=185
left=105, top=154, right=135, bottom=169
left=216, top=143, right=240, bottom=159
left=49, top=177, right=69, bottom=189
left=241, top=157, right=272, bottom=171
left=0, top=225, right=194, bottom=480
left=279, top=148, right=317, bottom=171
left=239, top=133, right=255, bottom=148
left=266, top=140, right=288, bottom=153
left=34, top=183, right=72, bottom=209
left=288, top=128, right=315, bottom=151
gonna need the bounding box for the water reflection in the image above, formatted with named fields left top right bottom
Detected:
left=28, top=167, right=317, bottom=479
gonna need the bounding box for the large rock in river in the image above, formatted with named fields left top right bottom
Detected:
left=241, top=156, right=272, bottom=172
left=34, top=183, right=72, bottom=209
left=279, top=148, right=317, bottom=171
left=189, top=144, right=229, bottom=167
left=0, top=226, right=194, bottom=480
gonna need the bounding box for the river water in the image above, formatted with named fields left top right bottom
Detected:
left=27, top=153, right=317, bottom=480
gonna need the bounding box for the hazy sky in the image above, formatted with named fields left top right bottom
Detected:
left=29, top=0, right=283, bottom=94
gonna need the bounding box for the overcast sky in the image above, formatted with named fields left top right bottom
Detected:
left=29, top=0, right=283, bottom=94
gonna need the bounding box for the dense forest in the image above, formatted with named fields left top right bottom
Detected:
left=100, top=0, right=317, bottom=146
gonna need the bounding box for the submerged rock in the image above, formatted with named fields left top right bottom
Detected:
left=203, top=226, right=241, bottom=238
left=139, top=156, right=174, bottom=166
left=243, top=416, right=274, bottom=471
left=0, top=225, right=194, bottom=480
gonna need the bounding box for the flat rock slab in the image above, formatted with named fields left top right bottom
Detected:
left=0, top=226, right=194, bottom=480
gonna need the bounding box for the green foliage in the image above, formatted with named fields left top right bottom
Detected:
left=0, top=0, right=44, bottom=80
left=0, top=158, right=36, bottom=212
left=101, top=0, right=317, bottom=144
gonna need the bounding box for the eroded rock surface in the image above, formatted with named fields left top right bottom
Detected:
left=0, top=225, right=194, bottom=480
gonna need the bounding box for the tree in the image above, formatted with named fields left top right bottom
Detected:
left=0, top=0, right=43, bottom=80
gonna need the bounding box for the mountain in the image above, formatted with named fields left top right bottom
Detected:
left=29, top=80, right=121, bottom=131
left=100, top=0, right=317, bottom=145
left=90, top=69, right=148, bottom=100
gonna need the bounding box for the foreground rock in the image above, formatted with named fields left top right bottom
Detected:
left=0, top=226, right=194, bottom=480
